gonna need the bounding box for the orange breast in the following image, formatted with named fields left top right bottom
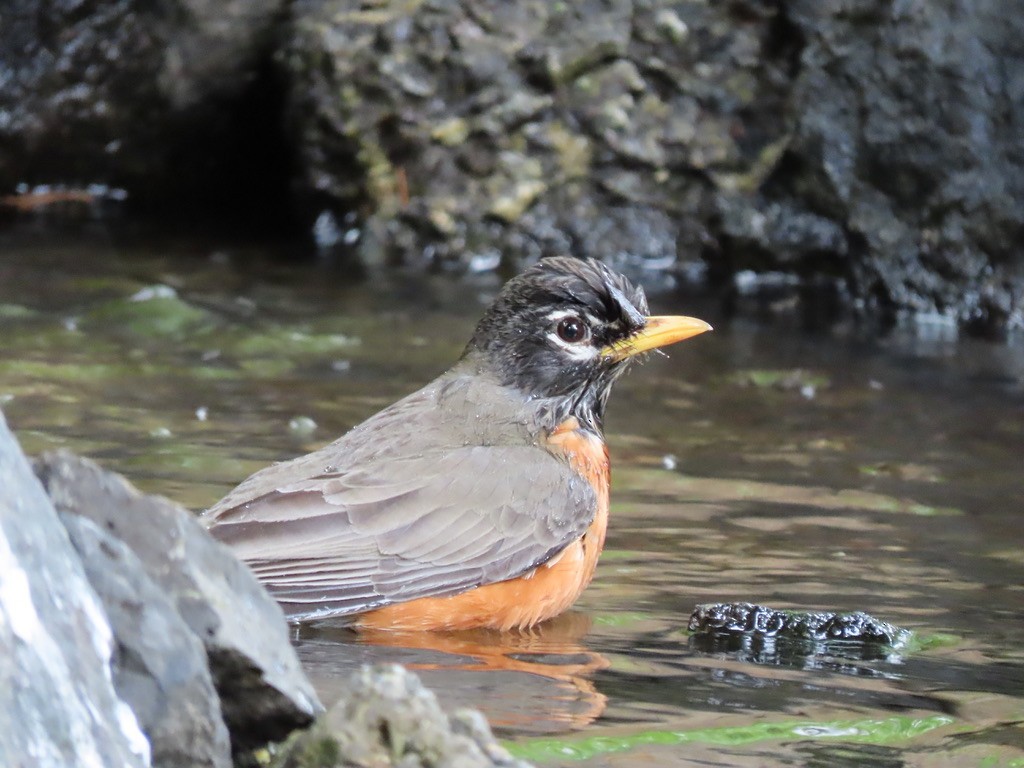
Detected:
left=357, top=419, right=610, bottom=631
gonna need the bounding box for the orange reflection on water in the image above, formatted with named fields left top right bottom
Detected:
left=295, top=611, right=608, bottom=734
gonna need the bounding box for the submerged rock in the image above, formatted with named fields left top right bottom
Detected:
left=82, top=286, right=217, bottom=342
left=0, top=412, right=150, bottom=767
left=35, top=451, right=322, bottom=751
left=688, top=602, right=912, bottom=665
left=273, top=664, right=531, bottom=768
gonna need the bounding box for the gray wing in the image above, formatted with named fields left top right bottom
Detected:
left=202, top=378, right=596, bottom=621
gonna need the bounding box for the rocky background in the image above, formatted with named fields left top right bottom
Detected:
left=1, top=0, right=1022, bottom=335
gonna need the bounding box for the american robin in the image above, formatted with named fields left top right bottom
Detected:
left=203, top=257, right=711, bottom=631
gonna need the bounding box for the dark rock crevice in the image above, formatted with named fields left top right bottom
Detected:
left=0, top=0, right=297, bottom=230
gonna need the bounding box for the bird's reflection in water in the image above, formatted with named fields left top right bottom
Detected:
left=293, top=611, right=608, bottom=734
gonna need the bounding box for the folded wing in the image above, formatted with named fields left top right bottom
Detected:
left=203, top=382, right=596, bottom=621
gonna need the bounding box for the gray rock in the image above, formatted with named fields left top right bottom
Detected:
left=0, top=411, right=150, bottom=768
left=35, top=450, right=322, bottom=750
left=60, top=512, right=232, bottom=768
left=274, top=664, right=531, bottom=768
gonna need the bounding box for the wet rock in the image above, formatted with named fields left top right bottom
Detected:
left=717, top=0, right=1024, bottom=335
left=0, top=0, right=286, bottom=209
left=274, top=664, right=531, bottom=768
left=60, top=512, right=232, bottom=768
left=35, top=450, right=322, bottom=750
left=689, top=602, right=910, bottom=645
left=5, top=0, right=1020, bottom=334
left=285, top=0, right=1022, bottom=334
left=0, top=411, right=150, bottom=767
left=282, top=0, right=792, bottom=272
left=688, top=602, right=912, bottom=665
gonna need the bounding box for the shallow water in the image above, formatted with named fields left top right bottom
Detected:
left=2, top=225, right=1023, bottom=766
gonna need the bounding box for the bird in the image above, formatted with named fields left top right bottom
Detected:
left=202, top=256, right=711, bottom=631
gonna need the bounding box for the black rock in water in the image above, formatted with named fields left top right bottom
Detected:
left=688, top=602, right=912, bottom=665
left=715, top=0, right=1024, bottom=335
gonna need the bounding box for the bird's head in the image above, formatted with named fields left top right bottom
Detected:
left=461, top=257, right=711, bottom=433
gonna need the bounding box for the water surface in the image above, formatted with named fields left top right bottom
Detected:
left=2, top=226, right=1022, bottom=766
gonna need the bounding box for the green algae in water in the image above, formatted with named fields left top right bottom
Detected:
left=0, top=303, right=38, bottom=319
left=903, top=632, right=960, bottom=653
left=619, top=468, right=965, bottom=518
left=228, top=329, right=359, bottom=358
left=507, top=714, right=956, bottom=762
left=84, top=286, right=216, bottom=340
left=595, top=548, right=641, bottom=562
left=591, top=611, right=652, bottom=628
left=907, top=503, right=962, bottom=516
left=979, top=756, right=1024, bottom=768
left=0, top=361, right=137, bottom=383
left=0, top=360, right=241, bottom=384
left=726, top=369, right=831, bottom=391
left=239, top=357, right=296, bottom=378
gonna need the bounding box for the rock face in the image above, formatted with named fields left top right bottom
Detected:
left=2, top=0, right=1021, bottom=332
left=274, top=665, right=531, bottom=768
left=0, top=412, right=150, bottom=768
left=35, top=450, right=323, bottom=750
left=0, top=413, right=323, bottom=766
left=282, top=0, right=1023, bottom=333
left=717, top=0, right=1024, bottom=334
left=60, top=513, right=232, bottom=768
left=282, top=0, right=794, bottom=273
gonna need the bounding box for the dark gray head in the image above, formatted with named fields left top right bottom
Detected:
left=461, top=257, right=650, bottom=433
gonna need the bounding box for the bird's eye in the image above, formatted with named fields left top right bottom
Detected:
left=556, top=316, right=590, bottom=344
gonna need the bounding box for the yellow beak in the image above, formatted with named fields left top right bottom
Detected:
left=603, top=315, right=713, bottom=362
